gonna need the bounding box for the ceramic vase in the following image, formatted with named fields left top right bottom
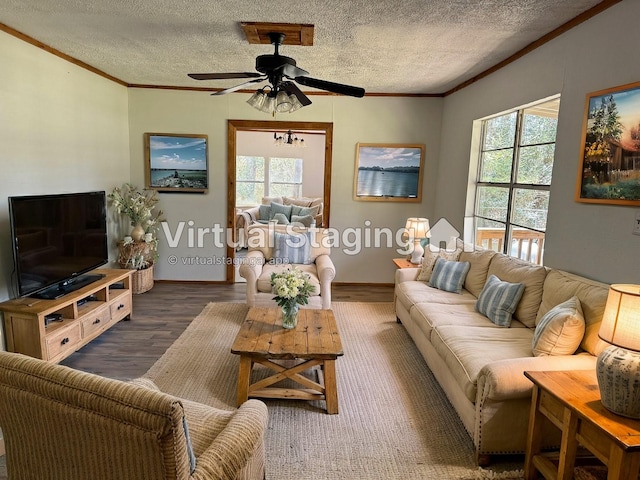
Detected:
left=281, top=303, right=299, bottom=329
left=131, top=224, right=145, bottom=242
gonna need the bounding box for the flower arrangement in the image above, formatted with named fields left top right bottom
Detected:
left=270, top=267, right=315, bottom=328
left=108, top=183, right=164, bottom=232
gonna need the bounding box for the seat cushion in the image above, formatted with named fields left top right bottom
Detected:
left=431, top=325, right=535, bottom=402
left=395, top=281, right=477, bottom=311
left=257, top=263, right=321, bottom=297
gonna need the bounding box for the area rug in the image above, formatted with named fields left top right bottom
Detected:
left=143, top=302, right=523, bottom=480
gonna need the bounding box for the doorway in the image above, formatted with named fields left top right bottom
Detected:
left=226, top=120, right=333, bottom=283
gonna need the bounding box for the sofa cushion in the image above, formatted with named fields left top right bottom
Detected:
left=291, top=204, right=320, bottom=219
left=429, top=258, right=470, bottom=294
left=395, top=281, right=477, bottom=311
left=258, top=204, right=271, bottom=220
left=291, top=214, right=315, bottom=227
left=247, top=225, right=330, bottom=262
left=273, top=231, right=312, bottom=265
left=532, top=296, right=585, bottom=356
left=487, top=254, right=547, bottom=328
left=476, top=275, right=525, bottom=327
left=272, top=213, right=289, bottom=224
left=257, top=263, right=321, bottom=296
left=458, top=247, right=497, bottom=297
left=409, top=302, right=528, bottom=340
left=537, top=269, right=610, bottom=356
left=417, top=247, right=462, bottom=282
left=431, top=325, right=535, bottom=402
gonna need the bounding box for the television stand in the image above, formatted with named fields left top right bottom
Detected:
left=0, top=269, right=134, bottom=362
left=33, top=273, right=106, bottom=300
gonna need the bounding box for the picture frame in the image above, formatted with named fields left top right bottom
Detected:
left=144, top=133, right=208, bottom=193
left=575, top=81, right=640, bottom=205
left=353, top=143, right=425, bottom=202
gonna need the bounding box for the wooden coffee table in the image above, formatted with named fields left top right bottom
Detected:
left=231, top=307, right=343, bottom=414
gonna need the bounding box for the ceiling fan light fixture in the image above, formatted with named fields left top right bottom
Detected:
left=288, top=94, right=304, bottom=113
left=246, top=89, right=266, bottom=109
left=259, top=93, right=276, bottom=114
left=275, top=90, right=293, bottom=113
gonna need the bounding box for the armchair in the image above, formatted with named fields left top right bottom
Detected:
left=0, top=351, right=268, bottom=480
left=239, top=225, right=335, bottom=309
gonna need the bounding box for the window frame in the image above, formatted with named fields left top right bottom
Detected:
left=236, top=155, right=303, bottom=206
left=472, top=97, right=559, bottom=264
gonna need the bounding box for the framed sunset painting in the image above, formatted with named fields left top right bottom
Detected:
left=144, top=133, right=208, bottom=193
left=576, top=81, right=640, bottom=205
left=353, top=143, right=425, bottom=202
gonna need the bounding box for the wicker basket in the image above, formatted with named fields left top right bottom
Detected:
left=131, top=265, right=154, bottom=294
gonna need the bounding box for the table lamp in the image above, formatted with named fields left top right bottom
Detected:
left=596, top=284, right=640, bottom=418
left=405, top=217, right=430, bottom=264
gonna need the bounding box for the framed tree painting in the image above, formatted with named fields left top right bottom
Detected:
left=353, top=143, right=425, bottom=202
left=144, top=133, right=208, bottom=193
left=576, top=81, right=640, bottom=205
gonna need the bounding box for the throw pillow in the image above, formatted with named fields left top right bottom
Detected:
left=269, top=202, right=292, bottom=222
left=272, top=213, right=290, bottom=224
left=475, top=274, right=525, bottom=327
left=417, top=247, right=462, bottom=282
left=291, top=204, right=320, bottom=219
left=258, top=204, right=271, bottom=221
left=273, top=231, right=312, bottom=265
left=532, top=296, right=585, bottom=356
left=428, top=257, right=471, bottom=294
left=290, top=214, right=315, bottom=227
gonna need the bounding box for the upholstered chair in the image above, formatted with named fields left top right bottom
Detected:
left=239, top=225, right=335, bottom=309
left=0, top=351, right=268, bottom=480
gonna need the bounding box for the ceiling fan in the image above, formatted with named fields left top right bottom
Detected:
left=188, top=32, right=365, bottom=109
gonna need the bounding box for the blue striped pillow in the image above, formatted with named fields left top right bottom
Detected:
left=428, top=258, right=470, bottom=294
left=273, top=231, right=312, bottom=264
left=475, top=274, right=525, bottom=327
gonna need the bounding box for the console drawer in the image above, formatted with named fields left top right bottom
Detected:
left=81, top=306, right=111, bottom=338
left=46, top=323, right=81, bottom=361
left=110, top=295, right=131, bottom=320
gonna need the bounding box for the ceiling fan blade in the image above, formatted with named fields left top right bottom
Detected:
left=294, top=76, right=365, bottom=98
left=281, top=63, right=309, bottom=79
left=188, top=72, right=263, bottom=80
left=281, top=81, right=312, bottom=106
left=211, top=77, right=267, bottom=96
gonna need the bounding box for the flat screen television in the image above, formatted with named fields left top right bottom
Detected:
left=9, top=191, right=109, bottom=299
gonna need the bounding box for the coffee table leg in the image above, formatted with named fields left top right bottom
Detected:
left=323, top=359, right=338, bottom=414
left=237, top=355, right=252, bottom=406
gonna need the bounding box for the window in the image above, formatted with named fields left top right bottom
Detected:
left=236, top=156, right=303, bottom=206
left=473, top=98, right=559, bottom=265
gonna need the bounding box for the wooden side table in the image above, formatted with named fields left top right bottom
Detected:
left=393, top=258, right=419, bottom=269
left=524, top=370, right=640, bottom=480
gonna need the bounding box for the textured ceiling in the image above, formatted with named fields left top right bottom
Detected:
left=1, top=0, right=608, bottom=95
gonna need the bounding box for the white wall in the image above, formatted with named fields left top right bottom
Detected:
left=128, top=89, right=442, bottom=283
left=0, top=30, right=130, bottom=302
left=437, top=0, right=640, bottom=284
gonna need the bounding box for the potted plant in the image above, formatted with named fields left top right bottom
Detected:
left=109, top=184, right=164, bottom=293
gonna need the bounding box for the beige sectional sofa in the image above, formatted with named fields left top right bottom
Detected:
left=394, top=245, right=610, bottom=464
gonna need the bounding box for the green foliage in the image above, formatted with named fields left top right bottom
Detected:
left=582, top=179, right=640, bottom=200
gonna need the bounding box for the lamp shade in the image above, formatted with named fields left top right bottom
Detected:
left=599, top=284, right=640, bottom=351
left=405, top=218, right=430, bottom=239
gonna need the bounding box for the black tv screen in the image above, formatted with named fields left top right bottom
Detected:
left=9, top=191, right=109, bottom=298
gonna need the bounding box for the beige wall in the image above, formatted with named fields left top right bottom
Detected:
left=128, top=89, right=442, bottom=282
left=0, top=30, right=130, bottom=303
left=436, top=0, right=640, bottom=284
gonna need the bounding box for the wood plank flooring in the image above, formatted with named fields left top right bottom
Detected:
left=60, top=282, right=394, bottom=380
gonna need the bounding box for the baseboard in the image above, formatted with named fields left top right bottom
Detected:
left=154, top=279, right=230, bottom=285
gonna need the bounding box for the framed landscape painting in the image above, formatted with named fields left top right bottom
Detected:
left=576, top=81, right=640, bottom=205
left=353, top=143, right=425, bottom=202
left=144, top=133, right=208, bottom=193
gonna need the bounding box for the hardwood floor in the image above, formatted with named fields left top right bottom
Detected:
left=60, top=282, right=394, bottom=380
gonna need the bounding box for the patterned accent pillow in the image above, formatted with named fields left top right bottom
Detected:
left=475, top=274, right=525, bottom=327
left=428, top=258, right=471, bottom=294
left=273, top=231, right=312, bottom=265
left=417, top=247, right=462, bottom=282
left=532, top=296, right=585, bottom=356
